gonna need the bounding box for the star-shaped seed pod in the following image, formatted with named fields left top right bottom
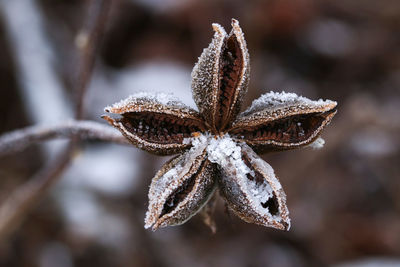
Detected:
left=102, top=19, right=337, bottom=231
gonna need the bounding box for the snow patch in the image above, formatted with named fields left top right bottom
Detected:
left=188, top=134, right=278, bottom=216
left=242, top=91, right=336, bottom=116
left=207, top=135, right=242, bottom=167
left=105, top=91, right=188, bottom=112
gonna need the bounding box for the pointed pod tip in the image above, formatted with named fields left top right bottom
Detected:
left=281, top=217, right=291, bottom=231
left=145, top=217, right=160, bottom=231
left=212, top=23, right=226, bottom=36
left=145, top=224, right=159, bottom=232
left=104, top=106, right=112, bottom=113
left=279, top=212, right=291, bottom=231
left=326, top=100, right=338, bottom=110
left=231, top=18, right=243, bottom=34
left=270, top=217, right=291, bottom=231
left=152, top=221, right=163, bottom=231
left=144, top=213, right=155, bottom=229
left=231, top=18, right=239, bottom=26
left=101, top=115, right=116, bottom=126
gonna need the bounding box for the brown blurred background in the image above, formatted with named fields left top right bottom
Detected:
left=0, top=0, right=400, bottom=266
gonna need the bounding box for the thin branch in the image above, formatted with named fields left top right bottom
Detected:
left=0, top=0, right=113, bottom=241
left=74, top=0, right=112, bottom=120
left=0, top=148, right=72, bottom=240
left=0, top=120, right=129, bottom=157
left=0, top=0, right=73, bottom=138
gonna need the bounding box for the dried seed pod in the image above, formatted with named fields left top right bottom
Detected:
left=229, top=91, right=337, bottom=153
left=145, top=143, right=217, bottom=230
left=103, top=19, right=338, bottom=232
left=218, top=143, right=290, bottom=230
left=191, top=19, right=250, bottom=132
left=103, top=93, right=206, bottom=155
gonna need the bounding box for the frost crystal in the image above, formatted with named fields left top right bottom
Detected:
left=105, top=91, right=187, bottom=112
left=207, top=135, right=242, bottom=166
left=242, top=91, right=337, bottom=116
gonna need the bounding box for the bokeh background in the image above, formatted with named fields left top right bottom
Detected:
left=1, top=0, right=400, bottom=266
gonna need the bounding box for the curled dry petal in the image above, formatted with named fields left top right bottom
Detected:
left=229, top=91, right=337, bottom=153
left=145, top=143, right=217, bottom=230
left=102, top=92, right=206, bottom=155
left=218, top=143, right=290, bottom=230
left=191, top=19, right=250, bottom=132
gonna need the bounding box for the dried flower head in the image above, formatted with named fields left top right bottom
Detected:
left=102, top=19, right=337, bottom=231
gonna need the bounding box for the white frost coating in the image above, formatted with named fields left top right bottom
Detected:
left=242, top=91, right=337, bottom=116
left=190, top=134, right=277, bottom=216
left=207, top=135, right=243, bottom=168
left=248, top=177, right=273, bottom=209
left=247, top=157, right=282, bottom=191
left=147, top=132, right=290, bottom=229
left=191, top=23, right=227, bottom=116
left=308, top=137, right=325, bottom=149
left=184, top=133, right=208, bottom=147
left=183, top=133, right=289, bottom=228
left=105, top=91, right=187, bottom=112
left=241, top=144, right=290, bottom=228
left=185, top=134, right=253, bottom=178
left=240, top=144, right=283, bottom=216
left=126, top=91, right=181, bottom=105
left=152, top=166, right=181, bottom=198
left=144, top=139, right=207, bottom=228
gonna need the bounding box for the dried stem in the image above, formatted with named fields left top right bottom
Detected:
left=0, top=0, right=113, bottom=241
left=0, top=148, right=72, bottom=240
left=0, top=120, right=128, bottom=157
left=75, top=0, right=112, bottom=120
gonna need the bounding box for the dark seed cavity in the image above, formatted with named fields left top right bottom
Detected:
left=120, top=112, right=204, bottom=144
left=232, top=111, right=332, bottom=144
left=242, top=154, right=279, bottom=215
left=160, top=160, right=206, bottom=217
left=261, top=194, right=279, bottom=215
left=216, top=35, right=244, bottom=130
left=242, top=154, right=264, bottom=186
